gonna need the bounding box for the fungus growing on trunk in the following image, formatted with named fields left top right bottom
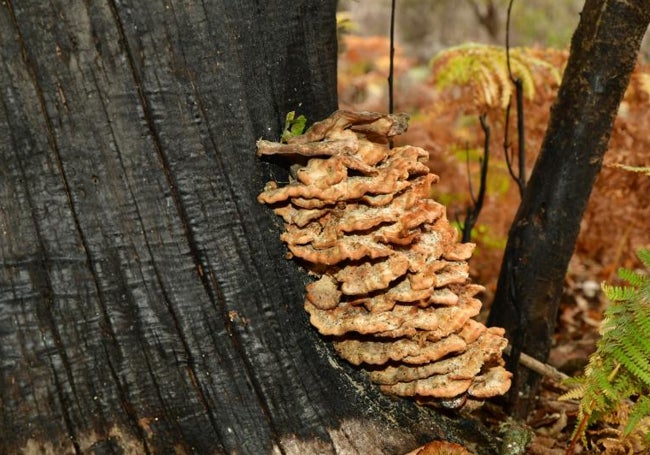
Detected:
left=258, top=110, right=511, bottom=410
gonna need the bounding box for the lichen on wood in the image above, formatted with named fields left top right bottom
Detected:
left=258, top=110, right=511, bottom=410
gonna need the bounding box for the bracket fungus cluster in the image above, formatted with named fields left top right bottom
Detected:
left=257, top=110, right=511, bottom=410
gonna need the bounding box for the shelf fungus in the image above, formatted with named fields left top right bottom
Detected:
left=257, top=110, right=511, bottom=410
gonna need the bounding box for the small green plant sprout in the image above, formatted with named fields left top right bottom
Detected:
left=281, top=111, right=307, bottom=143
left=561, top=248, right=650, bottom=453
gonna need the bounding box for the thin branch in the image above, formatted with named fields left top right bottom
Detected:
left=503, top=344, right=569, bottom=383
left=388, top=0, right=396, bottom=149
left=505, top=0, right=516, bottom=85
left=476, top=115, right=490, bottom=208
left=388, top=0, right=396, bottom=115
left=504, top=0, right=526, bottom=198
left=464, top=0, right=500, bottom=40
left=461, top=115, right=490, bottom=243
left=514, top=79, right=526, bottom=196
left=465, top=142, right=477, bottom=205
left=503, top=98, right=518, bottom=183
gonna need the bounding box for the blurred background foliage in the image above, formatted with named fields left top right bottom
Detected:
left=336, top=0, right=650, bottom=301
left=335, top=6, right=650, bottom=450
left=339, top=0, right=650, bottom=61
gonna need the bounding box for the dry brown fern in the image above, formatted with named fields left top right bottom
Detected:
left=429, top=43, right=564, bottom=109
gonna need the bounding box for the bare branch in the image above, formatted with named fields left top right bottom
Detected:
left=503, top=98, right=519, bottom=183
left=504, top=0, right=526, bottom=199
left=464, top=0, right=500, bottom=40
left=388, top=0, right=396, bottom=148
left=466, top=142, right=477, bottom=206
left=388, top=0, right=396, bottom=115
left=504, top=345, right=569, bottom=383
left=462, top=115, right=490, bottom=243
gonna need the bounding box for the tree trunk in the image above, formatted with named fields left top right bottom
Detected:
left=487, top=0, right=650, bottom=419
left=0, top=1, right=498, bottom=453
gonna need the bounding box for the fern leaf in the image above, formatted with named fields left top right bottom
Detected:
left=615, top=340, right=650, bottom=385
left=594, top=361, right=623, bottom=402
left=491, top=56, right=512, bottom=108
left=602, top=283, right=638, bottom=302
left=564, top=248, right=650, bottom=446
left=508, top=52, right=536, bottom=99
left=559, top=380, right=586, bottom=401
left=637, top=249, right=650, bottom=270
left=617, top=267, right=648, bottom=288
left=624, top=396, right=650, bottom=437
left=631, top=304, right=650, bottom=337
left=429, top=43, right=562, bottom=109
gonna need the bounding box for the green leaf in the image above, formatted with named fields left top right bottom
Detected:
left=281, top=111, right=307, bottom=143
left=638, top=248, right=650, bottom=270
left=624, top=395, right=650, bottom=436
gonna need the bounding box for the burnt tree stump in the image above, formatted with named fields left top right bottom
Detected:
left=0, top=1, right=497, bottom=453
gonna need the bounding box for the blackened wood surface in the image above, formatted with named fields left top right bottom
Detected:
left=0, top=1, right=497, bottom=453
left=488, top=0, right=650, bottom=419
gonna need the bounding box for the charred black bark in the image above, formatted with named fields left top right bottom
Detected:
left=0, top=1, right=498, bottom=453
left=488, top=0, right=650, bottom=419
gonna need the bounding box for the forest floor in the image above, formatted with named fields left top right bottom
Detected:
left=337, top=34, right=650, bottom=454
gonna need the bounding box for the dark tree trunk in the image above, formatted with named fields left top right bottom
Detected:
left=487, top=0, right=650, bottom=419
left=0, top=1, right=498, bottom=453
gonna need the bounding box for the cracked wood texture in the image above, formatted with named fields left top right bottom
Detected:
left=0, top=1, right=498, bottom=453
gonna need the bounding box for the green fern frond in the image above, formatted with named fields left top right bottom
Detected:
left=632, top=303, right=650, bottom=337
left=614, top=341, right=650, bottom=386
left=625, top=396, right=650, bottom=437
left=638, top=249, right=650, bottom=269
left=617, top=267, right=648, bottom=288
left=429, top=43, right=563, bottom=109
left=559, top=379, right=586, bottom=400
left=562, top=248, right=650, bottom=445
left=602, top=283, right=640, bottom=302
